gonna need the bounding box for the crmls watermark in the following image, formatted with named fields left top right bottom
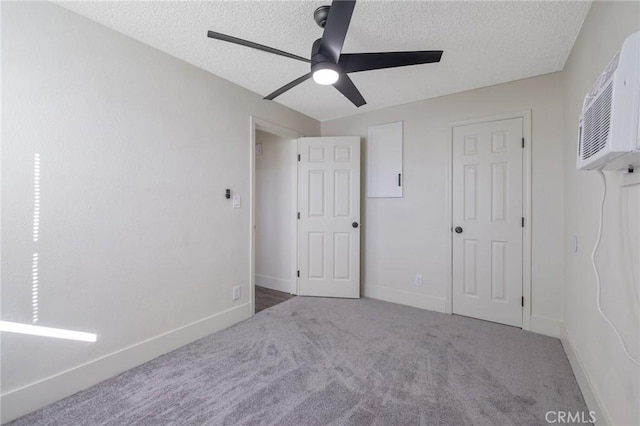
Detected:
left=545, top=411, right=596, bottom=424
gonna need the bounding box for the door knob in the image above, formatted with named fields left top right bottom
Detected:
left=454, top=226, right=463, bottom=234
left=352, top=222, right=359, bottom=228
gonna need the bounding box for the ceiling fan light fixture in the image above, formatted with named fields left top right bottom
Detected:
left=313, top=68, right=340, bottom=85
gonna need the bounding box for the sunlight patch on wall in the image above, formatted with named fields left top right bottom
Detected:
left=32, top=153, right=41, bottom=323
left=0, top=321, right=97, bottom=342
left=32, top=253, right=39, bottom=324
left=33, top=153, right=40, bottom=242
left=0, top=153, right=98, bottom=343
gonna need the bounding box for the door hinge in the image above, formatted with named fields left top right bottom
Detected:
left=297, top=212, right=300, bottom=219
left=298, top=154, right=301, bottom=161
left=521, top=217, right=525, bottom=228
left=521, top=297, right=524, bottom=307
left=297, top=270, right=300, bottom=278
left=522, top=138, right=525, bottom=148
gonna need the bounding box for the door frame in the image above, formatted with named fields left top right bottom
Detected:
left=249, top=117, right=304, bottom=316
left=447, top=110, right=532, bottom=330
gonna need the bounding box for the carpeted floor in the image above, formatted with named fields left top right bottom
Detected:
left=11, top=297, right=587, bottom=425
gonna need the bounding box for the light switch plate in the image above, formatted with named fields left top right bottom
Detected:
left=233, top=195, right=241, bottom=209
left=415, top=274, right=423, bottom=286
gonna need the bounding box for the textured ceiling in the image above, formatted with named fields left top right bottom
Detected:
left=56, top=1, right=591, bottom=121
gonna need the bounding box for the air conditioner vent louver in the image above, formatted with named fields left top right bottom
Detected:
left=581, top=82, right=613, bottom=160
left=576, top=31, right=639, bottom=171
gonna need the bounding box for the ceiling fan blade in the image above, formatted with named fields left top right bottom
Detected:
left=319, top=0, right=356, bottom=63
left=207, top=31, right=310, bottom=63
left=339, top=51, right=443, bottom=73
left=333, top=74, right=366, bottom=107
left=264, top=73, right=313, bottom=100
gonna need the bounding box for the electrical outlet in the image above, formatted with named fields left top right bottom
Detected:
left=232, top=286, right=241, bottom=300
left=415, top=274, right=423, bottom=286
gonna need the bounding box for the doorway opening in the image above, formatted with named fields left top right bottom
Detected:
left=250, top=118, right=302, bottom=315
left=254, top=129, right=298, bottom=311
left=249, top=118, right=363, bottom=315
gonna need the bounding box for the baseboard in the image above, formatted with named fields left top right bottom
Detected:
left=529, top=315, right=562, bottom=338
left=560, top=324, right=611, bottom=426
left=255, top=274, right=292, bottom=293
left=365, top=285, right=447, bottom=313
left=0, top=302, right=251, bottom=424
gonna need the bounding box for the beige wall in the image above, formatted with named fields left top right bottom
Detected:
left=1, top=2, right=319, bottom=421
left=561, top=2, right=640, bottom=425
left=322, top=73, right=565, bottom=334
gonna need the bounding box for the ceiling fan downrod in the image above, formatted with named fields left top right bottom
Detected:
left=313, top=5, right=331, bottom=28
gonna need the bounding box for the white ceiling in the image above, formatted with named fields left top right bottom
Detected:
left=56, top=1, right=591, bottom=121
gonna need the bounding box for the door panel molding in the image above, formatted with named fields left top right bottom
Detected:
left=447, top=111, right=532, bottom=330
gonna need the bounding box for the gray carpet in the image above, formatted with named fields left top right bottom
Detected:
left=11, top=297, right=587, bottom=425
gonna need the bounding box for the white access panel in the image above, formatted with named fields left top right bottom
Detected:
left=367, top=122, right=403, bottom=198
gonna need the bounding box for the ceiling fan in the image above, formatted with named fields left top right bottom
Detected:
left=207, top=0, right=443, bottom=107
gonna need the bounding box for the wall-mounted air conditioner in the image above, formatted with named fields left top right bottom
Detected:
left=577, top=31, right=640, bottom=170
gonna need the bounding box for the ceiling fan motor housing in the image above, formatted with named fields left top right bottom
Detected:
left=311, top=38, right=339, bottom=72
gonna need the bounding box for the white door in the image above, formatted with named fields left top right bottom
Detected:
left=452, top=118, right=524, bottom=327
left=298, top=137, right=360, bottom=298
